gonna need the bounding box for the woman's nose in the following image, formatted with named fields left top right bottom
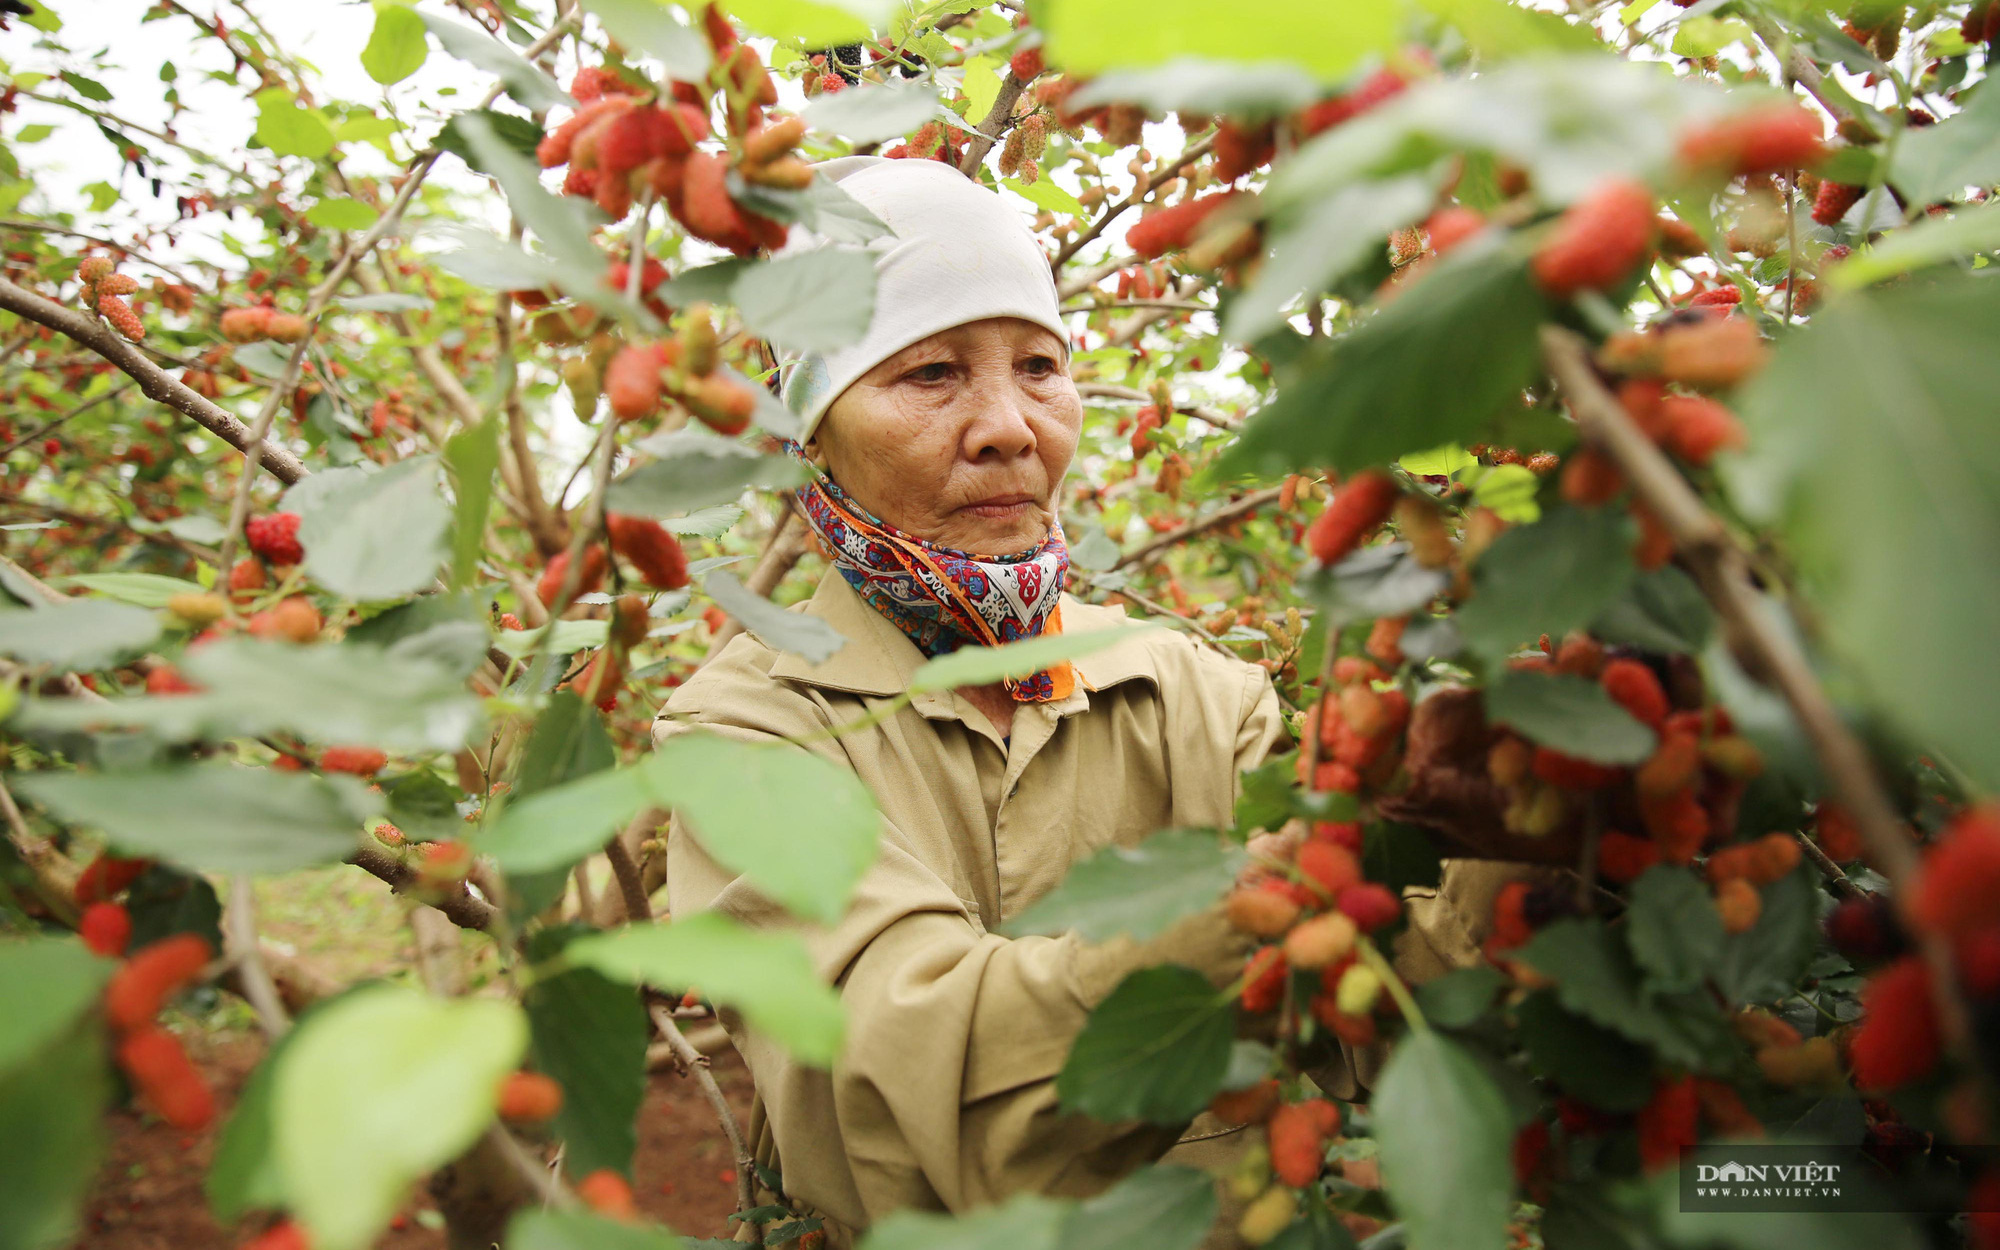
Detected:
left=961, top=379, right=1038, bottom=463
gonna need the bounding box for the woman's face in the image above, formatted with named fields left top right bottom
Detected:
left=807, top=317, right=1081, bottom=557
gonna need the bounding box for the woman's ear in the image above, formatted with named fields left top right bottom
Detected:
left=802, top=437, right=829, bottom=469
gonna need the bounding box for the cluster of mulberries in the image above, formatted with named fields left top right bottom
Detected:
left=881, top=119, right=972, bottom=165
left=78, top=256, right=146, bottom=342
left=997, top=113, right=1048, bottom=184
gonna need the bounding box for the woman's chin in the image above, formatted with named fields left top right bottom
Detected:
left=939, top=518, right=1049, bottom=558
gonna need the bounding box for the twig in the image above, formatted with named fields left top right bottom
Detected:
left=0, top=277, right=308, bottom=484
left=1794, top=827, right=1864, bottom=900
left=349, top=842, right=496, bottom=930
left=226, top=875, right=291, bottom=1038
left=0, top=774, right=79, bottom=925
left=482, top=1123, right=577, bottom=1209
left=1540, top=324, right=1978, bottom=1072
left=650, top=1002, right=759, bottom=1236
left=0, top=381, right=133, bottom=459
left=957, top=71, right=1032, bottom=177
left=1052, top=133, right=1217, bottom=270
left=1073, top=382, right=1241, bottom=432
left=1098, top=583, right=1239, bottom=659
left=603, top=813, right=654, bottom=923
left=1111, top=486, right=1282, bottom=571
left=1746, top=15, right=1858, bottom=129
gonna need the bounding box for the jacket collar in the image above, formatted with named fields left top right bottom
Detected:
left=765, top=572, right=1158, bottom=704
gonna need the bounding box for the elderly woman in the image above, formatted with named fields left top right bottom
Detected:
left=653, top=158, right=1514, bottom=1244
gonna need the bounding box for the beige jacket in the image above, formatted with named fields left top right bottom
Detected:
left=653, top=573, right=1519, bottom=1243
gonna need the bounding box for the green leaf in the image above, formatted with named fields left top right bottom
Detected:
left=336, top=292, right=431, bottom=313
left=1714, top=867, right=1820, bottom=1007
left=493, top=618, right=609, bottom=660
left=1221, top=241, right=1549, bottom=478
left=361, top=2, right=429, bottom=84
left=17, top=766, right=379, bottom=874
left=57, top=571, right=205, bottom=608
left=209, top=1000, right=325, bottom=1223
left=0, top=938, right=111, bottom=1073
left=731, top=248, right=879, bottom=354
left=0, top=1022, right=108, bottom=1250
left=861, top=1192, right=1069, bottom=1250
left=1070, top=61, right=1323, bottom=118
left=1042, top=0, right=1399, bottom=78
left=1005, top=175, right=1085, bottom=217
left=1362, top=820, right=1443, bottom=892
left=255, top=88, right=337, bottom=159
left=1625, top=867, right=1725, bottom=994
left=561, top=912, right=845, bottom=1065
left=1056, top=965, right=1235, bottom=1124
left=1591, top=566, right=1713, bottom=655
left=1483, top=670, right=1656, bottom=765
left=1373, top=1030, right=1513, bottom=1250
left=908, top=626, right=1143, bottom=694
left=961, top=54, right=1002, bottom=120
left=444, top=421, right=501, bottom=591
left=1299, top=546, right=1449, bottom=621
left=305, top=197, right=381, bottom=231
left=124, top=864, right=225, bottom=955
left=508, top=1208, right=689, bottom=1250
left=1056, top=1165, right=1217, bottom=1250
left=1513, top=991, right=1654, bottom=1112
left=610, top=428, right=810, bottom=516
left=296, top=456, right=451, bottom=602
left=1414, top=0, right=1604, bottom=57
left=1889, top=79, right=2000, bottom=209
left=1513, top=918, right=1731, bottom=1070
left=445, top=115, right=609, bottom=303
left=803, top=79, right=941, bottom=145
left=580, top=0, right=710, bottom=80
left=649, top=732, right=880, bottom=925
left=21, top=637, right=484, bottom=752
left=524, top=928, right=649, bottom=1180
left=1453, top=506, right=1637, bottom=662
left=724, top=0, right=885, bottom=44
left=1003, top=829, right=1245, bottom=943
left=275, top=984, right=527, bottom=1250
left=1414, top=965, right=1505, bottom=1030
left=434, top=108, right=546, bottom=172
left=1733, top=273, right=2000, bottom=793
left=0, top=599, right=159, bottom=669
left=506, top=691, right=620, bottom=915
left=479, top=763, right=655, bottom=874
left=1226, top=173, right=1438, bottom=343
left=1472, top=463, right=1542, bottom=523
left=59, top=69, right=113, bottom=101
left=1831, top=201, right=2000, bottom=289
left=421, top=12, right=573, bottom=112
left=337, top=115, right=403, bottom=144
left=704, top=570, right=848, bottom=664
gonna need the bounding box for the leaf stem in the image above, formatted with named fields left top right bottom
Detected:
left=1356, top=936, right=1427, bottom=1035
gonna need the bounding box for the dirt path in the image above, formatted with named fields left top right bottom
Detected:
left=74, top=1026, right=757, bottom=1248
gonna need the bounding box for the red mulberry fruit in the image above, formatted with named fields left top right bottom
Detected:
left=245, top=512, right=304, bottom=566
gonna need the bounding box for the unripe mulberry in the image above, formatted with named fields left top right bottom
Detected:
left=1848, top=956, right=1941, bottom=1091
left=117, top=1026, right=217, bottom=1130
left=1237, top=1186, right=1295, bottom=1245
left=569, top=650, right=624, bottom=710
left=576, top=1169, right=638, bottom=1220
left=1423, top=206, right=1486, bottom=255
left=1336, top=883, right=1400, bottom=933
left=605, top=343, right=665, bottom=421
left=266, top=313, right=309, bottom=343
left=79, top=256, right=115, bottom=283
left=245, top=512, right=304, bottom=566
left=1125, top=191, right=1243, bottom=260
left=1241, top=946, right=1287, bottom=1012
left=1902, top=805, right=2000, bottom=944
left=318, top=745, right=387, bottom=777
left=1283, top=911, right=1357, bottom=970
left=1758, top=1035, right=1844, bottom=1090
left=497, top=1070, right=564, bottom=1122
left=1677, top=103, right=1826, bottom=177
left=1297, top=841, right=1361, bottom=899
left=1659, top=395, right=1746, bottom=466
left=682, top=372, right=757, bottom=435
left=1226, top=886, right=1301, bottom=937
left=1306, top=469, right=1398, bottom=567
left=1531, top=180, right=1655, bottom=299
left=250, top=597, right=322, bottom=645
left=166, top=592, right=228, bottom=627
left=104, top=933, right=214, bottom=1032
left=1715, top=876, right=1761, bottom=933
left=1658, top=316, right=1767, bottom=390
left=1268, top=1102, right=1327, bottom=1187
left=220, top=307, right=274, bottom=342
left=75, top=855, right=150, bottom=905
left=1209, top=1079, right=1281, bottom=1126
left=606, top=513, right=690, bottom=590
left=80, top=901, right=133, bottom=957
left=537, top=544, right=608, bottom=608
left=1488, top=735, right=1534, bottom=787
left=99, top=293, right=145, bottom=341
left=1636, top=731, right=1701, bottom=799
left=1560, top=446, right=1625, bottom=507
left=1393, top=495, right=1454, bottom=568
left=1601, top=658, right=1669, bottom=729
left=1333, top=962, right=1382, bottom=1015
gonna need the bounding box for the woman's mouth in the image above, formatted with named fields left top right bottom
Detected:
left=959, top=493, right=1038, bottom=519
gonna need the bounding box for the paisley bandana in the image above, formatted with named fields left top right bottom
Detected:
left=787, top=448, right=1075, bottom=703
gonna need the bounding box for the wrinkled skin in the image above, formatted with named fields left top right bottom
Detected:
left=806, top=316, right=1081, bottom=737
left=806, top=316, right=1080, bottom=558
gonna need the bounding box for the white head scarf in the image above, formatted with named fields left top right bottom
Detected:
left=777, top=157, right=1068, bottom=443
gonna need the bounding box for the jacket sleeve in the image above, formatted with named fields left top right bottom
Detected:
left=656, top=661, right=1260, bottom=1225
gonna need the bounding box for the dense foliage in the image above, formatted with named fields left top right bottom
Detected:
left=2, top=0, right=1999, bottom=1248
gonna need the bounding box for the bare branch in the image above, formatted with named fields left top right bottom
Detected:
left=226, top=875, right=292, bottom=1038
left=1052, top=133, right=1216, bottom=270
left=958, top=71, right=1032, bottom=177
left=1112, top=486, right=1284, bottom=571
left=650, top=1003, right=759, bottom=1235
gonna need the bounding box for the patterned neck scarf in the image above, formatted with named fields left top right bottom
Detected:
left=787, top=447, right=1075, bottom=703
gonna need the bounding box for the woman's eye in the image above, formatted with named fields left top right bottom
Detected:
left=907, top=362, right=953, bottom=383
left=1021, top=355, right=1058, bottom=377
